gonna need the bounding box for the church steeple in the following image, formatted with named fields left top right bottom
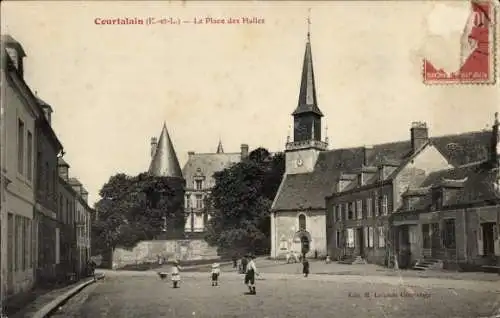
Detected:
left=291, top=10, right=325, bottom=145
left=148, top=122, right=183, bottom=178
left=216, top=139, right=224, bottom=153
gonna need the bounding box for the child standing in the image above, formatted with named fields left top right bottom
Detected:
left=302, top=258, right=310, bottom=278
left=171, top=260, right=182, bottom=288
left=211, top=262, right=220, bottom=286
left=245, top=254, right=258, bottom=295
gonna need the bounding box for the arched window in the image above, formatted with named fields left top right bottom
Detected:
left=298, top=214, right=306, bottom=231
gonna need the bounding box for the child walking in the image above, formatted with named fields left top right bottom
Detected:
left=171, top=260, right=182, bottom=288
left=244, top=254, right=258, bottom=295
left=211, top=262, right=221, bottom=286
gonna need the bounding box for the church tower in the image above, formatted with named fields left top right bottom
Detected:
left=285, top=17, right=328, bottom=175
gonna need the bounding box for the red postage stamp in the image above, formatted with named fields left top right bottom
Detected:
left=423, top=0, right=497, bottom=85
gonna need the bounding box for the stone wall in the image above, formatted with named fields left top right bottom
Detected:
left=112, top=239, right=219, bottom=268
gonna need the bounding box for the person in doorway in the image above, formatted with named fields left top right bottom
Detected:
left=171, top=260, right=182, bottom=288
left=245, top=254, right=259, bottom=294
left=302, top=258, right=310, bottom=278
left=232, top=255, right=238, bottom=268
left=211, top=262, right=221, bottom=286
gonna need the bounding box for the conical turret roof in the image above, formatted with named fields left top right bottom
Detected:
left=216, top=139, right=224, bottom=153
left=148, top=122, right=183, bottom=178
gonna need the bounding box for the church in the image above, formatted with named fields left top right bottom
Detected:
left=270, top=29, right=496, bottom=262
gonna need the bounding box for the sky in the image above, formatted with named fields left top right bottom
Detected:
left=2, top=1, right=499, bottom=206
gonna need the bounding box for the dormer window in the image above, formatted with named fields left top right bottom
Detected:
left=357, top=174, right=363, bottom=186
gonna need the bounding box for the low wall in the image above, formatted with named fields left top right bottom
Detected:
left=112, top=239, right=219, bottom=269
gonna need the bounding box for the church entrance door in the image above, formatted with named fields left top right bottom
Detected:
left=301, top=235, right=310, bottom=256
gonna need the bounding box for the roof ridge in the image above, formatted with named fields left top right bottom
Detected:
left=327, top=129, right=488, bottom=152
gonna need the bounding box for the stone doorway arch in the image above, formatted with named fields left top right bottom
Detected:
left=293, top=230, right=311, bottom=256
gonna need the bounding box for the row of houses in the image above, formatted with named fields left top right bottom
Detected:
left=270, top=30, right=500, bottom=270
left=0, top=35, right=94, bottom=313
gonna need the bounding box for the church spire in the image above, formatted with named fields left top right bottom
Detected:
left=148, top=122, right=183, bottom=178
left=292, top=8, right=323, bottom=118
left=216, top=139, right=224, bottom=153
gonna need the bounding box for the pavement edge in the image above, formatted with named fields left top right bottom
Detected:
left=31, top=274, right=105, bottom=318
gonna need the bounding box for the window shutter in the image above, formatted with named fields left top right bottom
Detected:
left=364, top=227, right=368, bottom=247
left=494, top=224, right=500, bottom=256
left=477, top=226, right=484, bottom=256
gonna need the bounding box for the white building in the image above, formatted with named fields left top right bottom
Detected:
left=1, top=35, right=40, bottom=307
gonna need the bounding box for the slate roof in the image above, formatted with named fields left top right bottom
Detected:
left=272, top=130, right=491, bottom=211
left=182, top=152, right=241, bottom=190
left=292, top=34, right=323, bottom=117
left=400, top=161, right=499, bottom=211
left=58, top=157, right=70, bottom=167
left=148, top=123, right=183, bottom=178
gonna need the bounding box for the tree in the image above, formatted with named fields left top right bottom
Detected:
left=204, top=148, right=285, bottom=255
left=92, top=173, right=185, bottom=256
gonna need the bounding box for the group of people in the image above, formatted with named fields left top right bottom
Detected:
left=166, top=253, right=317, bottom=293
left=165, top=254, right=259, bottom=294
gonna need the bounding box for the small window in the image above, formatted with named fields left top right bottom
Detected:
left=27, top=131, right=33, bottom=181
left=374, top=195, right=379, bottom=216
left=348, top=202, right=354, bottom=220
left=382, top=195, right=388, bottom=215
left=298, top=214, right=306, bottom=231
left=356, top=200, right=363, bottom=219
left=195, top=194, right=203, bottom=209
left=18, top=119, right=25, bottom=174
left=366, top=198, right=372, bottom=217
left=195, top=180, right=203, bottom=190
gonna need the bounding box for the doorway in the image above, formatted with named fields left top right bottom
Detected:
left=482, top=223, right=495, bottom=256
left=356, top=227, right=364, bottom=257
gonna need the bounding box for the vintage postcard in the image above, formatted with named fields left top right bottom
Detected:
left=1, top=1, right=499, bottom=317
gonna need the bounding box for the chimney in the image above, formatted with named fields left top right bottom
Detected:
left=363, top=145, right=374, bottom=166
left=410, top=121, right=429, bottom=152
left=241, top=144, right=249, bottom=159
left=188, top=151, right=195, bottom=158
left=150, top=137, right=158, bottom=157
left=57, top=157, right=70, bottom=181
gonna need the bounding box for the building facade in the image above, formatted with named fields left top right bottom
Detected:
left=68, top=177, right=93, bottom=276
left=391, top=114, right=500, bottom=269
left=34, top=97, right=63, bottom=285
left=1, top=35, right=39, bottom=304
left=57, top=158, right=77, bottom=279
left=182, top=141, right=246, bottom=236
